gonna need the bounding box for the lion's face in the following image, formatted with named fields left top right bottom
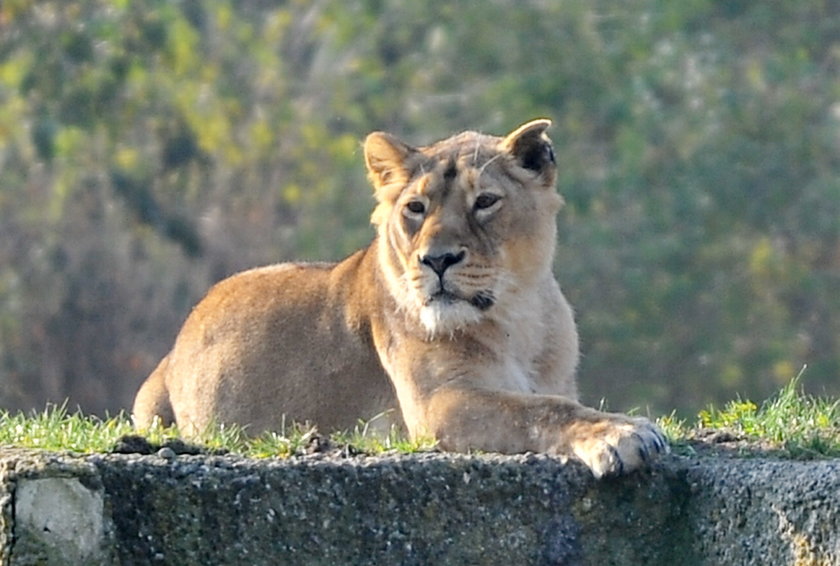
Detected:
left=365, top=120, right=563, bottom=337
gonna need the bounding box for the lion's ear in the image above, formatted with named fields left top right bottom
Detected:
left=364, top=132, right=418, bottom=192
left=501, top=119, right=556, bottom=180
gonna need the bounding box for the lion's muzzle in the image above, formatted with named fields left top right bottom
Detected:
left=419, top=250, right=466, bottom=277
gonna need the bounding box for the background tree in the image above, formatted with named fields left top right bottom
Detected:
left=0, top=0, right=837, bottom=417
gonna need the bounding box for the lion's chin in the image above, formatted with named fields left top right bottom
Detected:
left=418, top=296, right=485, bottom=337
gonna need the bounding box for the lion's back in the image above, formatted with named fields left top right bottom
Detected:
left=159, top=255, right=399, bottom=435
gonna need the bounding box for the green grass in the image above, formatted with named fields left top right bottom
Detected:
left=1, top=374, right=838, bottom=459
left=0, top=403, right=137, bottom=453
left=0, top=404, right=436, bottom=457
left=658, top=370, right=840, bottom=458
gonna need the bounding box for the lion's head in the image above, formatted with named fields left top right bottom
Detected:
left=364, top=119, right=563, bottom=337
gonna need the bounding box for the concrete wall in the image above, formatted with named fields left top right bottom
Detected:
left=1, top=447, right=838, bottom=565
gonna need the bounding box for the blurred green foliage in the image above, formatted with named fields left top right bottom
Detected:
left=0, top=0, right=837, bottom=416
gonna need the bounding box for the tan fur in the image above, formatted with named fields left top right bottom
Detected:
left=133, top=119, right=667, bottom=478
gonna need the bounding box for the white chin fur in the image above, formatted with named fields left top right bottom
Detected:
left=419, top=301, right=483, bottom=337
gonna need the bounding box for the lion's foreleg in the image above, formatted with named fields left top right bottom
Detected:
left=418, top=387, right=668, bottom=478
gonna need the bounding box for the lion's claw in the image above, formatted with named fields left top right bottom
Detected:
left=570, top=416, right=669, bottom=479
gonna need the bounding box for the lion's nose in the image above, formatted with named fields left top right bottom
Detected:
left=420, top=250, right=465, bottom=277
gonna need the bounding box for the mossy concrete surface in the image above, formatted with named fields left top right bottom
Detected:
left=0, top=447, right=838, bottom=565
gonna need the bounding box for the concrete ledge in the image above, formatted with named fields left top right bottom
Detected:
left=1, top=448, right=838, bottom=565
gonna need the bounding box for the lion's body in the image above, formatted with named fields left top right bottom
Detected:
left=136, top=255, right=397, bottom=436
left=133, top=120, right=666, bottom=477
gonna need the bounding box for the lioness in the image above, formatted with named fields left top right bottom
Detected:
left=133, top=119, right=667, bottom=477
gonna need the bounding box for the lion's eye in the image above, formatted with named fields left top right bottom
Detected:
left=474, top=193, right=501, bottom=211
left=405, top=201, right=426, bottom=215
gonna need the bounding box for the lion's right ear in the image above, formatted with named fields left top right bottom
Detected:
left=364, top=132, right=418, bottom=195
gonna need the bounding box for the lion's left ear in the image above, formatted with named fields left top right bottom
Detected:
left=364, top=132, right=419, bottom=194
left=501, top=119, right=556, bottom=182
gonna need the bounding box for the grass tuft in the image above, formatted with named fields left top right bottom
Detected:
left=660, top=368, right=840, bottom=458
left=0, top=402, right=136, bottom=453
left=332, top=413, right=437, bottom=455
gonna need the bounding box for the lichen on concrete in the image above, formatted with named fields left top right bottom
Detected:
left=1, top=448, right=839, bottom=565
left=94, top=452, right=590, bottom=565
left=684, top=458, right=840, bottom=565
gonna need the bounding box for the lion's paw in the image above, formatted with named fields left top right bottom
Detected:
left=569, top=416, right=669, bottom=479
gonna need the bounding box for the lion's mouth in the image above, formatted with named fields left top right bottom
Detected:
left=427, top=289, right=459, bottom=305
left=427, top=289, right=495, bottom=311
